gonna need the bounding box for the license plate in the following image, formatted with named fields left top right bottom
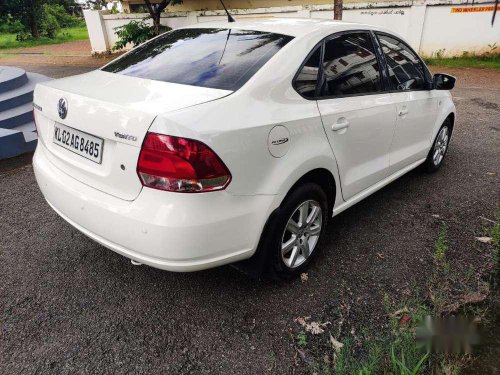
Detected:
left=53, top=123, right=104, bottom=164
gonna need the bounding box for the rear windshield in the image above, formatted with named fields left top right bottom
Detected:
left=102, top=28, right=293, bottom=91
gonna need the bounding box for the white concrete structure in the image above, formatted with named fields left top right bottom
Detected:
left=83, top=0, right=500, bottom=56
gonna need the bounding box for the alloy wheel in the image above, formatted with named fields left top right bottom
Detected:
left=281, top=200, right=323, bottom=269
left=433, top=126, right=449, bottom=166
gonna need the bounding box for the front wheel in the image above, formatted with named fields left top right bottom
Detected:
left=266, top=183, right=328, bottom=280
left=423, top=120, right=451, bottom=173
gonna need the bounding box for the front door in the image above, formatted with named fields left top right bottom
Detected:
left=375, top=33, right=439, bottom=173
left=316, top=32, right=397, bottom=200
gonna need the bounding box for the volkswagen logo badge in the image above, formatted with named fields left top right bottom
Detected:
left=58, top=98, right=68, bottom=119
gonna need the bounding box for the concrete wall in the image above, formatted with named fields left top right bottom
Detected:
left=83, top=0, right=500, bottom=57
left=121, top=0, right=394, bottom=12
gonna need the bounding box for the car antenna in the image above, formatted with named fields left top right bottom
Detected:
left=219, top=0, right=235, bottom=22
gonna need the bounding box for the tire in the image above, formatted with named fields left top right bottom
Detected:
left=264, top=183, right=328, bottom=281
left=423, top=119, right=452, bottom=173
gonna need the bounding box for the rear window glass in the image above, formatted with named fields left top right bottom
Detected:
left=102, top=28, right=293, bottom=91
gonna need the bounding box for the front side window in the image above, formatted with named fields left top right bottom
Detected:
left=103, top=28, right=293, bottom=91
left=294, top=46, right=321, bottom=98
left=376, top=33, right=426, bottom=91
left=321, top=32, right=382, bottom=97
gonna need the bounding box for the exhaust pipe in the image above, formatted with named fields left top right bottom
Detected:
left=130, top=259, right=142, bottom=266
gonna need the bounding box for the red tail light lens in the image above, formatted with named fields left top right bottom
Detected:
left=137, top=133, right=231, bottom=193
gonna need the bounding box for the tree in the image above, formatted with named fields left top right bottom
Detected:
left=333, top=0, right=342, bottom=20
left=143, top=0, right=182, bottom=36
left=86, top=0, right=107, bottom=10
left=0, top=0, right=44, bottom=38
left=0, top=0, right=78, bottom=38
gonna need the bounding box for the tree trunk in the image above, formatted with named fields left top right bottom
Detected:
left=334, top=0, right=343, bottom=20
left=152, top=13, right=161, bottom=35
left=144, top=0, right=170, bottom=36
left=29, top=1, right=40, bottom=38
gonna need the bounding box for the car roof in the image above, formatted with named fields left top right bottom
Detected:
left=181, top=17, right=386, bottom=38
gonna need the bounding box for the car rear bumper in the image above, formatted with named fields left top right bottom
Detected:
left=33, top=143, right=277, bottom=272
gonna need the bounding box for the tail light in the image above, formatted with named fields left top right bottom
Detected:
left=137, top=133, right=231, bottom=193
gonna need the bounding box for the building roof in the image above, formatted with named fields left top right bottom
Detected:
left=179, top=17, right=379, bottom=38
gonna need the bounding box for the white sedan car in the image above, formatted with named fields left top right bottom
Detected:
left=33, top=18, right=456, bottom=279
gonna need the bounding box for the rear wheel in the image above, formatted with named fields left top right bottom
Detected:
left=423, top=120, right=451, bottom=173
left=266, top=183, right=328, bottom=280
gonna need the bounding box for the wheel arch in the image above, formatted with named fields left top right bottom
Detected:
left=284, top=168, right=337, bottom=214
left=445, top=112, right=455, bottom=134
left=233, top=167, right=338, bottom=279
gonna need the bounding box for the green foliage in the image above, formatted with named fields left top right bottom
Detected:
left=113, top=20, right=154, bottom=50
left=331, top=299, right=430, bottom=375
left=0, top=26, right=88, bottom=50
left=0, top=0, right=81, bottom=39
left=130, top=5, right=147, bottom=13
left=424, top=53, right=500, bottom=69
left=0, top=15, right=25, bottom=34
left=110, top=2, right=120, bottom=14
left=113, top=20, right=171, bottom=50
left=44, top=4, right=81, bottom=28
left=86, top=0, right=107, bottom=10
left=334, top=338, right=383, bottom=375
left=296, top=332, right=307, bottom=347
left=15, top=31, right=33, bottom=42
left=434, top=224, right=448, bottom=269
left=42, top=5, right=61, bottom=38
left=390, top=345, right=429, bottom=375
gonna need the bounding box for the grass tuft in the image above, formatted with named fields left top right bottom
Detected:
left=297, top=332, right=307, bottom=348
left=434, top=224, right=449, bottom=270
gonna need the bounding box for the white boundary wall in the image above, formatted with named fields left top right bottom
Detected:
left=84, top=0, right=500, bottom=57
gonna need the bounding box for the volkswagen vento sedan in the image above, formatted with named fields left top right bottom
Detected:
left=33, top=18, right=456, bottom=280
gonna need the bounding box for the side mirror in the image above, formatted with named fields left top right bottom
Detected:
left=433, top=73, right=456, bottom=90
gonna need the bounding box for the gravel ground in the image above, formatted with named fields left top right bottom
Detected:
left=0, top=40, right=116, bottom=77
left=0, top=67, right=499, bottom=374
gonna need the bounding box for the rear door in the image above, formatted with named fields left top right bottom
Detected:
left=375, top=33, right=439, bottom=173
left=315, top=32, right=398, bottom=200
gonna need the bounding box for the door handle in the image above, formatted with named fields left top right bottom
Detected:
left=331, top=119, right=350, bottom=132
left=398, top=108, right=409, bottom=117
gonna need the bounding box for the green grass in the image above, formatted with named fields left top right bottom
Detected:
left=434, top=224, right=448, bottom=268
left=297, top=332, right=307, bottom=348
left=304, top=298, right=431, bottom=375
left=331, top=302, right=430, bottom=375
left=0, top=26, right=88, bottom=50
left=424, top=54, right=500, bottom=69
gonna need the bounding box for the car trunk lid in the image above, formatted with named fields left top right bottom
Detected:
left=34, top=70, right=232, bottom=201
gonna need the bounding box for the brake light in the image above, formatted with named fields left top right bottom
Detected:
left=137, top=133, right=231, bottom=193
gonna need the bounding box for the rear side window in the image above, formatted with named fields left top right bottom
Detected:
left=321, top=33, right=382, bottom=97
left=376, top=33, right=426, bottom=91
left=294, top=46, right=321, bottom=98
left=102, top=28, right=293, bottom=91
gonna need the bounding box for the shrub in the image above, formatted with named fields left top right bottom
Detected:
left=43, top=4, right=81, bottom=28
left=16, top=31, right=33, bottom=42
left=113, top=20, right=171, bottom=50
left=42, top=6, right=61, bottom=39
left=0, top=16, right=25, bottom=34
